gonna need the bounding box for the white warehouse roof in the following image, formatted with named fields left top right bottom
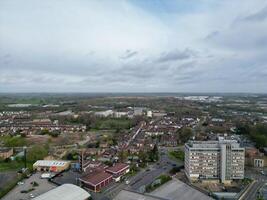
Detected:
left=33, top=160, right=70, bottom=167
left=33, top=184, right=90, bottom=200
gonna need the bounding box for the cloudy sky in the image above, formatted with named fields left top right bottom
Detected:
left=0, top=0, right=267, bottom=93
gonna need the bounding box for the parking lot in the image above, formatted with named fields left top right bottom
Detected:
left=50, top=170, right=82, bottom=186
left=2, top=173, right=56, bottom=200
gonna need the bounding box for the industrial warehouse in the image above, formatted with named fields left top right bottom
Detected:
left=33, top=184, right=90, bottom=200
left=79, top=163, right=130, bottom=192
left=33, top=160, right=70, bottom=172
left=79, top=171, right=113, bottom=192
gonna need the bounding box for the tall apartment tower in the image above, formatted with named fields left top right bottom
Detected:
left=184, top=137, right=244, bottom=183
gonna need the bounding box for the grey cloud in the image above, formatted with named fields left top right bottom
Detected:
left=0, top=73, right=63, bottom=85
left=84, top=51, right=95, bottom=57
left=157, top=49, right=195, bottom=63
left=243, top=6, right=267, bottom=21
left=3, top=53, right=11, bottom=58
left=1, top=0, right=267, bottom=93
left=0, top=53, right=105, bottom=77
left=0, top=53, right=12, bottom=65
left=205, top=31, right=219, bottom=40
left=171, top=61, right=196, bottom=72
left=114, top=64, right=155, bottom=79
left=120, top=49, right=138, bottom=59
left=207, top=20, right=267, bottom=51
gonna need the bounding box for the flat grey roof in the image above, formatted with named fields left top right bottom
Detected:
left=33, top=184, right=90, bottom=200
left=150, top=178, right=213, bottom=200
left=115, top=178, right=212, bottom=200
left=114, top=190, right=162, bottom=200
left=186, top=140, right=242, bottom=149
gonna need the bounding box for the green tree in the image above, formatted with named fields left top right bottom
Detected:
left=118, top=150, right=128, bottom=162
left=236, top=123, right=250, bottom=135
left=138, top=150, right=147, bottom=163
left=179, top=127, right=193, bottom=143
left=27, top=145, right=48, bottom=163
left=4, top=136, right=26, bottom=147
left=147, top=144, right=159, bottom=162
left=236, top=123, right=267, bottom=148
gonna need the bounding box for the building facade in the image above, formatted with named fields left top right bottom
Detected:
left=33, top=160, right=70, bottom=172
left=185, top=138, right=245, bottom=183
left=79, top=171, right=113, bottom=192
left=79, top=163, right=130, bottom=192
left=106, top=163, right=130, bottom=182
left=0, top=148, right=13, bottom=159
left=245, top=147, right=267, bottom=167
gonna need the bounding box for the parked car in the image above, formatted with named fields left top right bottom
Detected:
left=17, top=181, right=24, bottom=185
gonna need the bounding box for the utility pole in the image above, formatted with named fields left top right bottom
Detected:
left=23, top=146, right=27, bottom=169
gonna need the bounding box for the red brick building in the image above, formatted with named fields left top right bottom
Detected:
left=106, top=163, right=130, bottom=182
left=79, top=171, right=113, bottom=192
left=79, top=163, right=130, bottom=192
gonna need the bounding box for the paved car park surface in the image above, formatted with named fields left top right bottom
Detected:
left=2, top=173, right=56, bottom=200
left=50, top=170, right=82, bottom=185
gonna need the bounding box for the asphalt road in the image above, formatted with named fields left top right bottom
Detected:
left=92, top=147, right=183, bottom=200
left=127, top=147, right=183, bottom=192
left=242, top=181, right=264, bottom=200
left=245, top=167, right=267, bottom=182
left=241, top=167, right=267, bottom=200
left=259, top=183, right=267, bottom=199
left=128, top=167, right=170, bottom=192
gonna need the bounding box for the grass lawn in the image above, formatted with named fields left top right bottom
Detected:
left=91, top=118, right=133, bottom=130
left=168, top=150, right=184, bottom=164
left=0, top=160, right=34, bottom=172
left=0, top=161, right=24, bottom=172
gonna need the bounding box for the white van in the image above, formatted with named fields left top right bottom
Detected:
left=41, top=173, right=51, bottom=179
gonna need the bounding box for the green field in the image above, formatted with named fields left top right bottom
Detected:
left=168, top=150, right=185, bottom=162
left=91, top=118, right=133, bottom=131
left=0, top=161, right=25, bottom=172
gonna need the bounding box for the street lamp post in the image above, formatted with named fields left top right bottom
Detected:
left=23, top=146, right=27, bottom=169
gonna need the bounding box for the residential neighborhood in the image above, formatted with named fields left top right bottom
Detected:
left=0, top=94, right=267, bottom=200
